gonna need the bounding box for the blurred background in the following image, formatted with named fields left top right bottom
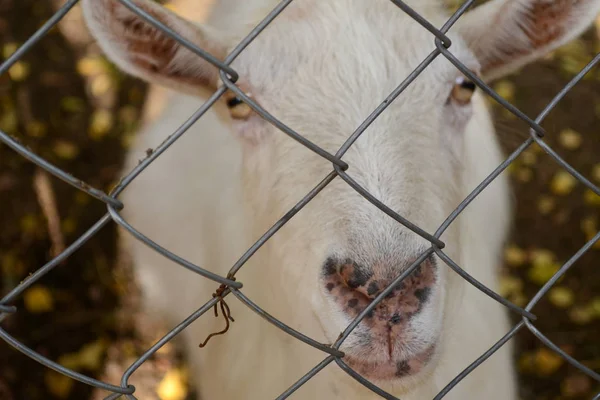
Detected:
left=0, top=0, right=599, bottom=399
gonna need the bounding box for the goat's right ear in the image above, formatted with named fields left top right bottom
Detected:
left=81, top=0, right=228, bottom=94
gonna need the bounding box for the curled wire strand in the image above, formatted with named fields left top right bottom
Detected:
left=199, top=282, right=236, bottom=348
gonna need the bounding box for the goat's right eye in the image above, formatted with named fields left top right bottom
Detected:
left=224, top=91, right=253, bottom=120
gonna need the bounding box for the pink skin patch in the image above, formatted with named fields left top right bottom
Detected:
left=322, top=256, right=437, bottom=380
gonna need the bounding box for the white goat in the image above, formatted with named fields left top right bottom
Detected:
left=81, top=0, right=600, bottom=398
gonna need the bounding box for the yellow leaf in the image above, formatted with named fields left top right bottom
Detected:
left=581, top=216, right=597, bottom=235
left=45, top=371, right=74, bottom=399
left=518, top=352, right=535, bottom=374
left=550, top=171, right=577, bottom=195
left=537, top=196, right=556, bottom=215
left=61, top=219, right=77, bottom=235
left=520, top=150, right=537, bottom=166
left=77, top=340, right=107, bottom=371
left=1, top=253, right=24, bottom=276
left=516, top=168, right=533, bottom=183
left=569, top=306, right=594, bottom=325
left=58, top=352, right=81, bottom=371
left=535, top=348, right=565, bottom=376
left=528, top=261, right=560, bottom=286
left=76, top=57, right=106, bottom=76
left=531, top=249, right=556, bottom=268
left=89, top=109, right=114, bottom=140
left=3, top=42, right=18, bottom=58
left=504, top=245, right=527, bottom=267
left=91, top=75, right=112, bottom=97
left=592, top=164, right=600, bottom=183
left=558, top=129, right=582, bottom=150
left=548, top=287, right=574, bottom=309
left=26, top=121, right=47, bottom=138
left=583, top=189, right=600, bottom=206
left=24, top=285, right=54, bottom=313
left=8, top=62, right=30, bottom=81
left=53, top=140, right=79, bottom=160
left=60, top=97, right=86, bottom=113
left=499, top=275, right=523, bottom=297
left=510, top=293, right=527, bottom=307
left=121, top=340, right=137, bottom=358
left=0, top=108, right=18, bottom=133
left=157, top=369, right=188, bottom=400
left=74, top=191, right=91, bottom=206
left=589, top=297, right=600, bottom=317
left=20, top=214, right=39, bottom=234
left=534, top=348, right=564, bottom=376
left=58, top=340, right=107, bottom=372
left=493, top=80, right=516, bottom=102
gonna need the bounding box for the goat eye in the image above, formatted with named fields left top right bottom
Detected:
left=224, top=91, right=253, bottom=120
left=451, top=76, right=476, bottom=105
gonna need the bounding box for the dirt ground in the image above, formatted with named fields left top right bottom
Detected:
left=0, top=1, right=599, bottom=400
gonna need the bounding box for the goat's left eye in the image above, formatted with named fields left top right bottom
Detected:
left=224, top=91, right=253, bottom=120
left=450, top=76, right=476, bottom=105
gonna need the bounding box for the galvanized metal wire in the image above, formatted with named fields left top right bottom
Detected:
left=1, top=0, right=599, bottom=399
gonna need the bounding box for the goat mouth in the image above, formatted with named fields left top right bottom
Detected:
left=342, top=344, right=436, bottom=382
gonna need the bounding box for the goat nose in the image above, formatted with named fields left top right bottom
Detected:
left=321, top=257, right=436, bottom=323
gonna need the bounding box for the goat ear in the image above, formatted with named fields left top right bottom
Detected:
left=81, top=0, right=228, bottom=94
left=456, top=0, right=600, bottom=81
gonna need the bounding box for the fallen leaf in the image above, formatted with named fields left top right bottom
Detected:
left=548, top=287, right=574, bottom=309
left=493, top=80, right=516, bottom=102
left=45, top=371, right=74, bottom=399
left=589, top=297, right=600, bottom=317
left=53, top=140, right=79, bottom=160
left=520, top=149, right=537, bottom=166
left=499, top=275, right=523, bottom=297
left=537, top=196, right=556, bottom=215
left=157, top=369, right=188, bottom=400
left=550, top=171, right=577, bottom=195
left=569, top=306, right=594, bottom=325
left=89, top=109, right=114, bottom=140
left=534, top=348, right=564, bottom=376
left=24, top=285, right=54, bottom=313
left=558, top=129, right=582, bottom=150
left=504, top=245, right=527, bottom=267
left=8, top=62, right=30, bottom=81
left=583, top=189, right=600, bottom=206
left=592, top=164, right=600, bottom=183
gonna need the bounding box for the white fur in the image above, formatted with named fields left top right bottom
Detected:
left=81, top=0, right=600, bottom=398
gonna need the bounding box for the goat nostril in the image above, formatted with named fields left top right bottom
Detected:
left=414, top=287, right=431, bottom=303
left=339, top=260, right=372, bottom=289
left=347, top=298, right=359, bottom=308
left=323, top=258, right=337, bottom=276
left=390, top=313, right=402, bottom=324
left=367, top=281, right=379, bottom=297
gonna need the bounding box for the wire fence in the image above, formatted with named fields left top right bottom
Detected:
left=0, top=0, right=599, bottom=399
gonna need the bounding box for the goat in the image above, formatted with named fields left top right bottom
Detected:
left=81, top=0, right=600, bottom=398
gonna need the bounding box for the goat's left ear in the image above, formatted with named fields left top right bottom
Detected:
left=456, top=0, right=600, bottom=82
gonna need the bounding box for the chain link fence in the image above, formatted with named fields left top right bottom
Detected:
left=0, top=0, right=599, bottom=399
